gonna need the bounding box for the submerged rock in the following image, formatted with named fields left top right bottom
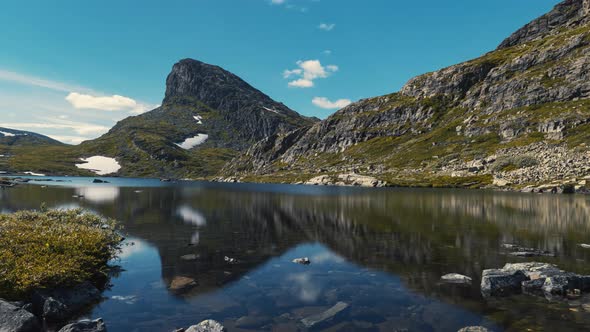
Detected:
left=234, top=315, right=271, bottom=329
left=32, top=281, right=102, bottom=323
left=0, top=299, right=40, bottom=332
left=180, top=254, right=199, bottom=261
left=441, top=273, right=472, bottom=284
left=501, top=243, right=554, bottom=257
left=169, top=276, right=198, bottom=294
left=185, top=320, right=226, bottom=332
left=292, top=257, right=311, bottom=265
left=300, top=301, right=349, bottom=328
left=458, top=327, right=490, bottom=332
left=58, top=318, right=106, bottom=332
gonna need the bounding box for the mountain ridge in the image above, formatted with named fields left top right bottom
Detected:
left=221, top=0, right=590, bottom=191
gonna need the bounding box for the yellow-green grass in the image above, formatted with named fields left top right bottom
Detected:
left=0, top=209, right=121, bottom=299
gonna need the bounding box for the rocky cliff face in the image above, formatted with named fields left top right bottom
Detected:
left=81, top=59, right=316, bottom=178
left=224, top=0, right=590, bottom=191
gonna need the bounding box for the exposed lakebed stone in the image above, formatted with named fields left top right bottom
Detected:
left=441, top=273, right=472, bottom=284
left=185, top=319, right=226, bottom=332
left=481, top=262, right=590, bottom=298
left=0, top=299, right=40, bottom=332
left=58, top=318, right=106, bottom=332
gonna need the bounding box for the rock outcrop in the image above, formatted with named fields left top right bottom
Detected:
left=0, top=299, right=40, bottom=332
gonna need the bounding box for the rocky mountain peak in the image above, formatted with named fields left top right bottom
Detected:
left=498, top=0, right=590, bottom=49
left=163, top=58, right=285, bottom=112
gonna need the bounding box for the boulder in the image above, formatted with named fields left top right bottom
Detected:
left=482, top=262, right=590, bottom=299
left=185, top=320, right=226, bottom=332
left=168, top=276, right=198, bottom=294
left=481, top=268, right=527, bottom=297
left=32, top=281, right=102, bottom=323
left=441, top=273, right=472, bottom=284
left=292, top=257, right=311, bottom=265
left=458, top=327, right=490, bottom=332
left=0, top=299, right=40, bottom=332
left=58, top=318, right=107, bottom=332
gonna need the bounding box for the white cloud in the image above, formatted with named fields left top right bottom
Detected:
left=284, top=60, right=338, bottom=88
left=1, top=121, right=109, bottom=136
left=318, top=23, right=335, bottom=31
left=0, top=69, right=91, bottom=94
left=312, top=97, right=352, bottom=109
left=323, top=50, right=332, bottom=55
left=288, top=79, right=314, bottom=88
left=283, top=69, right=302, bottom=78
left=271, top=0, right=285, bottom=3
left=66, top=92, right=140, bottom=112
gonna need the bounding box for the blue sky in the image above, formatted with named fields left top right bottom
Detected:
left=0, top=0, right=559, bottom=144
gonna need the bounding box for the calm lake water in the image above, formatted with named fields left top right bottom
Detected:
left=3, top=177, right=590, bottom=331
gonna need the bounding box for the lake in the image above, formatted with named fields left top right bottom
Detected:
left=2, top=177, right=590, bottom=331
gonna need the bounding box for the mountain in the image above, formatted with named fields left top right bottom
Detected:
left=0, top=127, right=62, bottom=147
left=224, top=0, right=590, bottom=191
left=0, top=127, right=71, bottom=174
left=79, top=59, right=316, bottom=178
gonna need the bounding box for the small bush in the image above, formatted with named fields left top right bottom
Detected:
left=492, top=155, right=538, bottom=172
left=0, top=209, right=121, bottom=299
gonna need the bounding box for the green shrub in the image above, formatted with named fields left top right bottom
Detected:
left=491, top=155, right=538, bottom=172
left=0, top=209, right=121, bottom=299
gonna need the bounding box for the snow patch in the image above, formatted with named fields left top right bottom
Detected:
left=263, top=106, right=281, bottom=114
left=0, top=131, right=16, bottom=137
left=175, top=134, right=209, bottom=150
left=24, top=171, right=45, bottom=176
left=75, top=156, right=121, bottom=175
left=193, top=115, right=203, bottom=124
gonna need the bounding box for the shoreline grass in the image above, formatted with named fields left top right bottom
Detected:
left=0, top=209, right=121, bottom=300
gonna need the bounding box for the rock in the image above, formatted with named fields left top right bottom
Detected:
left=0, top=299, right=40, bottom=332
left=492, top=177, right=510, bottom=187
left=522, top=278, right=547, bottom=294
left=180, top=254, right=199, bottom=261
left=501, top=244, right=554, bottom=257
left=223, top=256, right=237, bottom=264
left=234, top=315, right=271, bottom=329
left=58, top=318, right=107, bottom=332
left=169, top=276, right=198, bottom=294
left=92, top=179, right=109, bottom=184
left=300, top=301, right=349, bottom=328
left=481, top=268, right=527, bottom=297
left=32, top=281, right=102, bottom=323
left=458, top=327, right=490, bottom=332
left=441, top=273, right=472, bottom=284
left=304, top=173, right=385, bottom=187
left=185, top=320, right=226, bottom=332
left=483, top=262, right=590, bottom=299
left=292, top=257, right=311, bottom=265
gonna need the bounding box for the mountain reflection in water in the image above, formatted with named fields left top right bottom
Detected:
left=2, top=179, right=590, bottom=331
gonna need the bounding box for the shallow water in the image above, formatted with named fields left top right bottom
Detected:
left=3, top=177, right=590, bottom=331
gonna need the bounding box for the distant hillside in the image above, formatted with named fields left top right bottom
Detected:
left=0, top=127, right=62, bottom=146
